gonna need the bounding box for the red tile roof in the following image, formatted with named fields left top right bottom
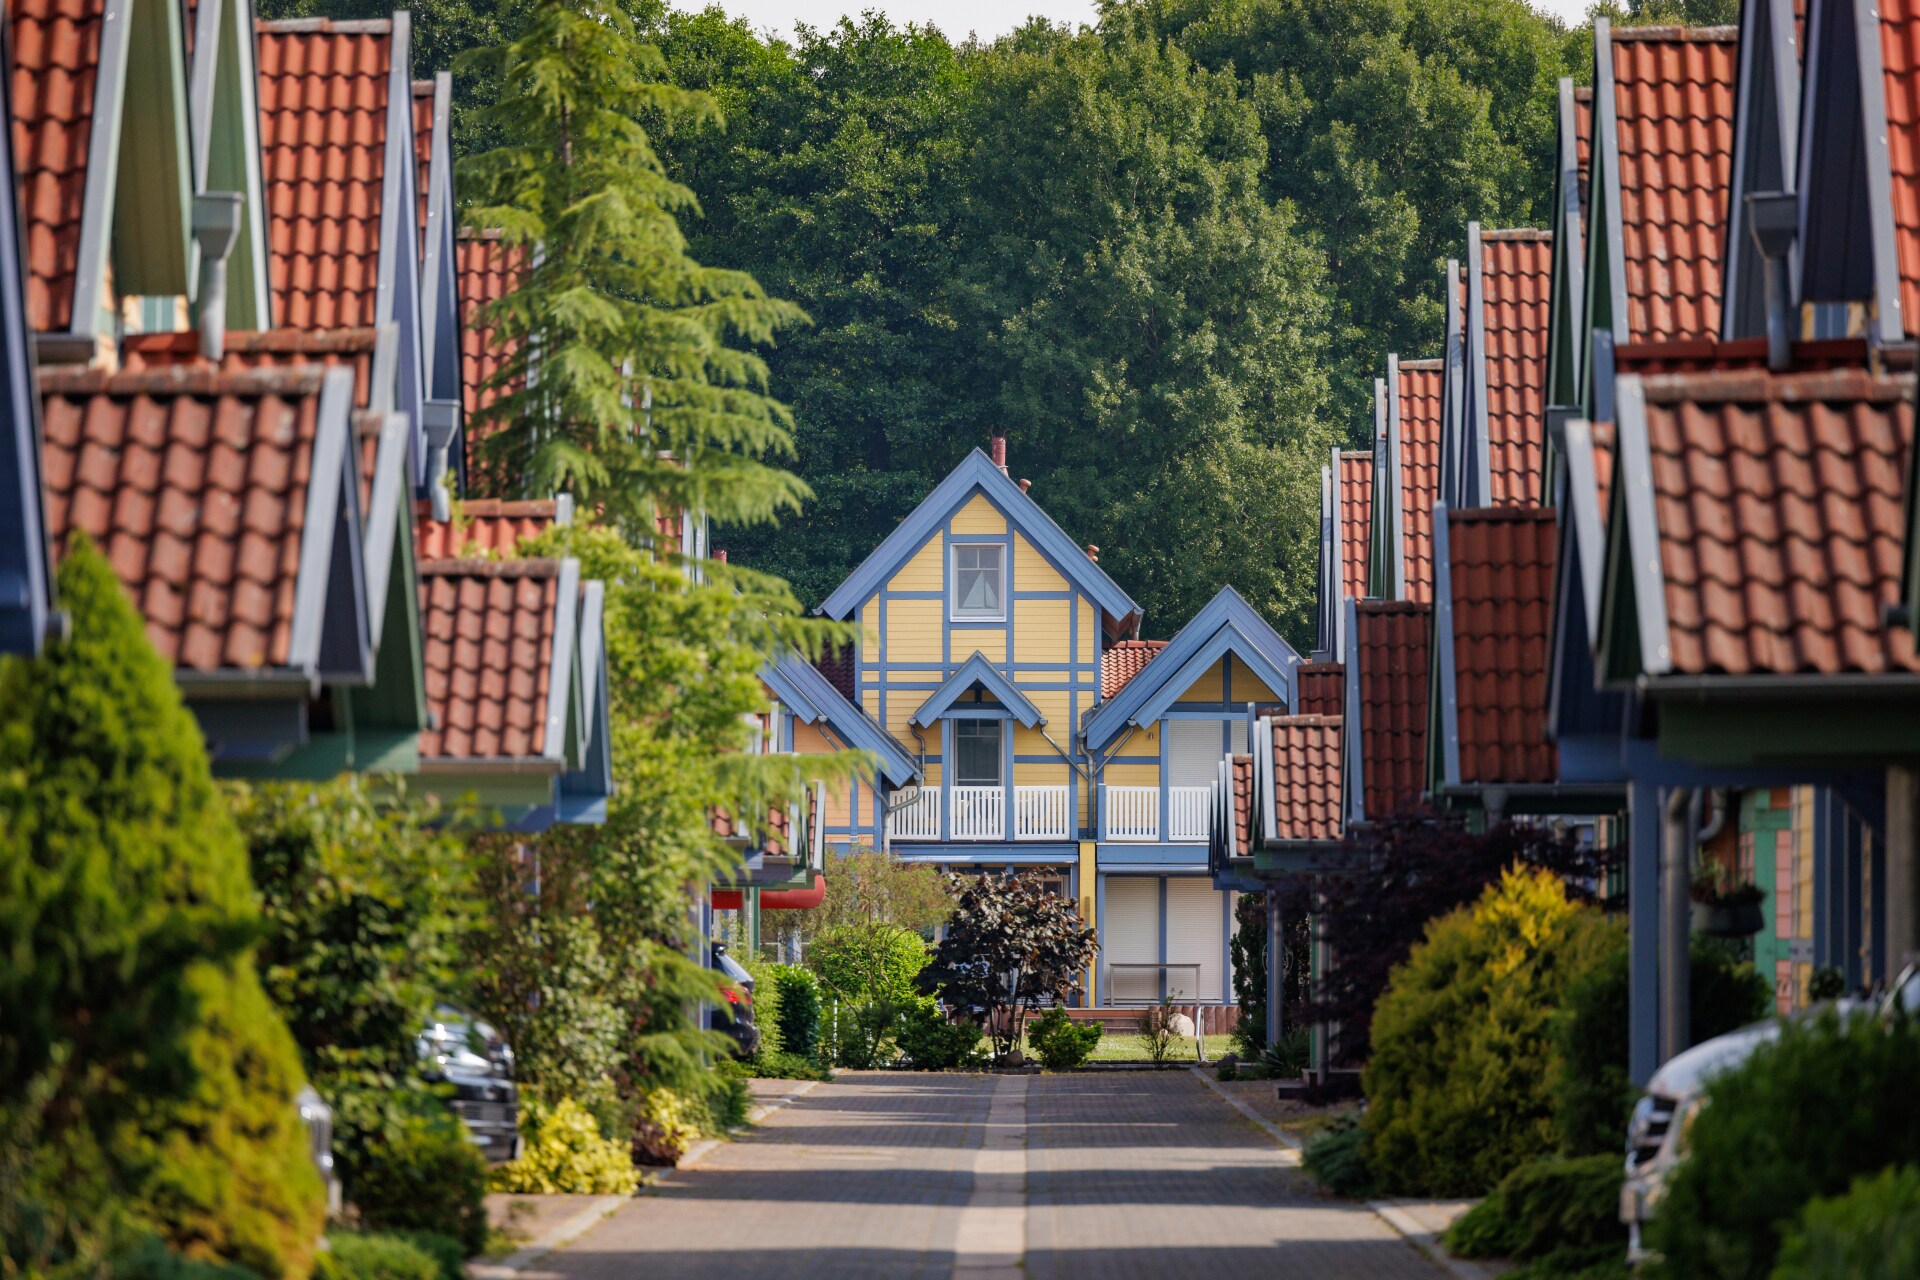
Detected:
left=456, top=231, right=525, bottom=481
left=1396, top=358, right=1443, bottom=602
left=1478, top=230, right=1552, bottom=506
left=1633, top=367, right=1920, bottom=676
left=415, top=499, right=560, bottom=559
left=1270, top=715, right=1343, bottom=843
left=1229, top=752, right=1253, bottom=856
left=1338, top=450, right=1373, bottom=603
left=1592, top=420, right=1617, bottom=521
left=1607, top=26, right=1737, bottom=344
left=417, top=558, right=559, bottom=759
left=1101, top=638, right=1167, bottom=698
left=1575, top=86, right=1594, bottom=226
left=257, top=18, right=393, bottom=330
left=1881, top=0, right=1920, bottom=335
left=38, top=364, right=330, bottom=671
left=1615, top=337, right=1872, bottom=377
left=412, top=79, right=433, bottom=248
left=1353, top=600, right=1431, bottom=820
left=10, top=0, right=102, bottom=332
left=1442, top=507, right=1558, bottom=784
left=1297, top=660, right=1344, bottom=716
left=122, top=328, right=379, bottom=407
left=815, top=642, right=857, bottom=701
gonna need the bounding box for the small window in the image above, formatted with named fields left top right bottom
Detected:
left=954, top=719, right=1003, bottom=786
left=952, top=543, right=1006, bottom=620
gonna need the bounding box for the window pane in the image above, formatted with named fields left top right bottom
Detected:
left=953, top=544, right=1003, bottom=616
left=954, top=719, right=1001, bottom=785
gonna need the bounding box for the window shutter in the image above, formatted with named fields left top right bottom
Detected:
left=1165, top=878, right=1225, bottom=1002
left=1168, top=719, right=1223, bottom=788
left=1103, top=878, right=1161, bottom=1003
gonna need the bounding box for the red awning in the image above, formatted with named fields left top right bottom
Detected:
left=712, top=877, right=826, bottom=911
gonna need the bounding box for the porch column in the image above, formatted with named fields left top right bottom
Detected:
left=1886, top=766, right=1920, bottom=986
left=1660, top=788, right=1694, bottom=1064
left=1628, top=780, right=1662, bottom=1086
left=1266, top=888, right=1284, bottom=1049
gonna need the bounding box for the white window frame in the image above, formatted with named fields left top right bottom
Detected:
left=952, top=718, right=1004, bottom=787
left=949, top=542, right=1007, bottom=622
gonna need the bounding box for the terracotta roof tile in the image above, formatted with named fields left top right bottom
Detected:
left=1338, top=450, right=1373, bottom=603
left=1270, top=715, right=1343, bottom=843
left=1354, top=600, right=1431, bottom=820
left=1443, top=507, right=1558, bottom=784
left=815, top=642, right=857, bottom=700
left=1396, top=358, right=1443, bottom=601
left=1635, top=367, right=1920, bottom=676
left=1575, top=86, right=1594, bottom=227
left=1230, top=752, right=1253, bottom=857
left=1297, top=660, right=1345, bottom=716
left=1615, top=336, right=1872, bottom=376
left=257, top=18, right=393, bottom=330
left=1101, top=638, right=1167, bottom=698
left=10, top=0, right=103, bottom=332
left=1608, top=26, right=1737, bottom=344
left=412, top=79, right=433, bottom=249
left=1882, top=0, right=1920, bottom=335
left=1592, top=420, right=1617, bottom=519
left=456, top=231, right=526, bottom=481
left=415, top=498, right=560, bottom=559
left=417, top=557, right=559, bottom=759
left=39, top=364, right=330, bottom=671
left=1478, top=230, right=1553, bottom=506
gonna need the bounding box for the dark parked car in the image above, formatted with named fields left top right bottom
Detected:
left=418, top=1005, right=521, bottom=1163
left=710, top=944, right=761, bottom=1057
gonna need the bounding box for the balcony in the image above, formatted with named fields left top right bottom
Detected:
left=885, top=783, right=1076, bottom=842
left=1102, top=785, right=1213, bottom=843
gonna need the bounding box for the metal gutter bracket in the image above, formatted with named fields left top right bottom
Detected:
left=1748, top=191, right=1800, bottom=371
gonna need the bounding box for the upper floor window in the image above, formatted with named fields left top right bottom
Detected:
left=954, top=719, right=1003, bottom=786
left=952, top=543, right=1006, bottom=620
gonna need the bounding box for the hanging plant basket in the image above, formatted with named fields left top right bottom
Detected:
left=1691, top=899, right=1766, bottom=937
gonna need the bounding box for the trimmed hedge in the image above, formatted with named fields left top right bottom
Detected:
left=339, top=1088, right=490, bottom=1255
left=770, top=965, right=823, bottom=1062
left=1029, top=1007, right=1101, bottom=1071
left=897, top=1000, right=985, bottom=1069
left=1773, top=1165, right=1920, bottom=1280
left=1445, top=1154, right=1624, bottom=1262
left=323, top=1233, right=440, bottom=1280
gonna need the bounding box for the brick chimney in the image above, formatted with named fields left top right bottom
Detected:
left=989, top=430, right=1007, bottom=473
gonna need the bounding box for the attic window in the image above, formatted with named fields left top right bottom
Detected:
left=951, top=543, right=1005, bottom=621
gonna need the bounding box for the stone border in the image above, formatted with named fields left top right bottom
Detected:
left=679, top=1077, right=821, bottom=1169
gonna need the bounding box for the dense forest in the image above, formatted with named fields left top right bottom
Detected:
left=268, top=0, right=1734, bottom=640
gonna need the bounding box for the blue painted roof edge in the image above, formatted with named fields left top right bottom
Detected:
left=910, top=651, right=1045, bottom=730
left=1124, top=621, right=1303, bottom=730
left=0, top=27, right=52, bottom=656
left=763, top=653, right=920, bottom=788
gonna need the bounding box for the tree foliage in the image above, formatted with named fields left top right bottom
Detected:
left=919, top=873, right=1098, bottom=1060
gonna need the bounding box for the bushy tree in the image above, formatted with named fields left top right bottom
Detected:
left=920, top=873, right=1098, bottom=1061
left=1362, top=866, right=1621, bottom=1197
left=807, top=924, right=930, bottom=1007
left=0, top=541, right=322, bottom=1278
left=1774, top=1166, right=1920, bottom=1280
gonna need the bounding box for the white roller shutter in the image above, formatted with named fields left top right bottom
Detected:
left=1104, top=877, right=1161, bottom=1003
left=1168, top=719, right=1223, bottom=788
left=1165, top=878, right=1225, bottom=1002
left=1230, top=718, right=1249, bottom=756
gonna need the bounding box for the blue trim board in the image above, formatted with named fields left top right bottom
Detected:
left=912, top=652, right=1047, bottom=728
left=1099, top=843, right=1208, bottom=867
left=892, top=846, right=1076, bottom=865
left=818, top=450, right=1140, bottom=631
left=761, top=653, right=921, bottom=787
left=0, top=35, right=49, bottom=656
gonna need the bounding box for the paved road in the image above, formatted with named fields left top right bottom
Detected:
left=523, top=1070, right=1441, bottom=1280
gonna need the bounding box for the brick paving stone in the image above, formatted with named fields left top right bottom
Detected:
left=527, top=1070, right=1438, bottom=1280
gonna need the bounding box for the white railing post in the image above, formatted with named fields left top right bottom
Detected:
left=1167, top=786, right=1212, bottom=842
left=885, top=787, right=940, bottom=842
left=1102, top=786, right=1159, bottom=842
left=951, top=786, right=1006, bottom=840
left=1014, top=785, right=1072, bottom=840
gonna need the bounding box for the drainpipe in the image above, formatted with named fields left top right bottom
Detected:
left=190, top=193, right=244, bottom=360
left=1747, top=191, right=1800, bottom=371
left=1661, top=788, right=1697, bottom=1063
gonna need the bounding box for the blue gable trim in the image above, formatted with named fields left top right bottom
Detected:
left=762, top=653, right=921, bottom=788
left=0, top=43, right=51, bottom=655
left=912, top=651, right=1045, bottom=729
left=1083, top=587, right=1302, bottom=748
left=817, top=449, right=1141, bottom=632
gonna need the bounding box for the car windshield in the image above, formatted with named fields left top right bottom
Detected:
left=713, top=949, right=753, bottom=986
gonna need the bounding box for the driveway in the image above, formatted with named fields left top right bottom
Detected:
left=514, top=1070, right=1441, bottom=1280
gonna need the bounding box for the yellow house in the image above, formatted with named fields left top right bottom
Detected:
left=794, top=441, right=1304, bottom=1016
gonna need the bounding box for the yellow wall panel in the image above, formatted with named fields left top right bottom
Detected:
left=1103, top=763, right=1161, bottom=788
left=1011, top=761, right=1071, bottom=788
left=1078, top=601, right=1098, bottom=664
left=886, top=599, right=944, bottom=662
left=1014, top=600, right=1070, bottom=661
left=1235, top=666, right=1280, bottom=704
left=950, top=493, right=1007, bottom=534
left=891, top=534, right=945, bottom=593
left=859, top=601, right=879, bottom=650
left=1026, top=691, right=1071, bottom=729
left=1174, top=658, right=1227, bottom=704
left=959, top=630, right=1006, bottom=664
left=1013, top=534, right=1067, bottom=593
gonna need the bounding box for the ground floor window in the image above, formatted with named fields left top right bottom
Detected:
left=1100, top=875, right=1232, bottom=1004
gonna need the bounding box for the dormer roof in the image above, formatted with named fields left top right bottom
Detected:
left=760, top=651, right=920, bottom=788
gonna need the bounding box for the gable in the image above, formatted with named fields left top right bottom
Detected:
left=190, top=0, right=272, bottom=329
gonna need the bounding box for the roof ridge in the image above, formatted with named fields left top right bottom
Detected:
left=418, top=557, right=563, bottom=577
left=1635, top=367, right=1916, bottom=404
left=1610, top=24, right=1736, bottom=40
left=1271, top=714, right=1343, bottom=727
left=257, top=17, right=393, bottom=33
left=458, top=227, right=507, bottom=241
left=1448, top=505, right=1556, bottom=524
left=1357, top=599, right=1432, bottom=616
left=38, top=365, right=329, bottom=397
left=1399, top=358, right=1443, bottom=371
left=1480, top=227, right=1552, bottom=242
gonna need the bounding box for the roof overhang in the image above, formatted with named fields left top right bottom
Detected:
left=913, top=651, right=1045, bottom=729
left=761, top=652, right=921, bottom=788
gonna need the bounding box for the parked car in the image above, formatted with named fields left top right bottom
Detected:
left=418, top=1005, right=521, bottom=1163
left=296, top=1085, right=342, bottom=1216
left=709, top=944, right=761, bottom=1057
left=1620, top=1000, right=1865, bottom=1261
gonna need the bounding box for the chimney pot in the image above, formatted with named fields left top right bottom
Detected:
left=989, top=432, right=1007, bottom=473
left=1085, top=544, right=1099, bottom=562
left=715, top=549, right=728, bottom=563
left=1017, top=478, right=1032, bottom=493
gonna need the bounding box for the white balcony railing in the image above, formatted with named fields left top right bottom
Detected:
left=1104, top=786, right=1159, bottom=842
left=1167, top=786, right=1212, bottom=842
left=1014, top=785, right=1073, bottom=840
left=886, top=787, right=940, bottom=842
left=951, top=785, right=1006, bottom=840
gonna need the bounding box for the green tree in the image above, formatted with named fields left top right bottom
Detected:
left=456, top=0, right=809, bottom=530
left=0, top=541, right=322, bottom=1279
left=920, top=872, right=1098, bottom=1061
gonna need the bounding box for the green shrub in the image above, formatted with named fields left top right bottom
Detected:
left=827, top=998, right=903, bottom=1068
left=1648, top=1014, right=1920, bottom=1280
left=491, top=1097, right=640, bottom=1195
left=740, top=956, right=783, bottom=1059
left=1302, top=1117, right=1375, bottom=1198
left=749, top=1050, right=830, bottom=1080
left=0, top=542, right=324, bottom=1279
left=108, top=1234, right=273, bottom=1280
left=1215, top=1057, right=1239, bottom=1081
left=632, top=1087, right=702, bottom=1166
left=807, top=925, right=928, bottom=1005
left=897, top=1000, right=985, bottom=1070
left=382, top=1233, right=465, bottom=1280
left=1551, top=936, right=1770, bottom=1157
left=1444, top=1154, right=1624, bottom=1263
left=1773, top=1165, right=1920, bottom=1280
left=1136, top=1000, right=1181, bottom=1066
left=324, top=1232, right=440, bottom=1280
left=1029, top=1007, right=1101, bottom=1071
left=1261, top=1027, right=1312, bottom=1078
left=339, top=1089, right=489, bottom=1255
left=1363, top=866, right=1622, bottom=1197
left=771, top=966, right=823, bottom=1061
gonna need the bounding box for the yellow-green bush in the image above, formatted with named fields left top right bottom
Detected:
left=491, top=1097, right=640, bottom=1194
left=1363, top=866, right=1621, bottom=1197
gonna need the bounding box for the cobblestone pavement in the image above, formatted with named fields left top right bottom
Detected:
left=522, top=1070, right=1440, bottom=1280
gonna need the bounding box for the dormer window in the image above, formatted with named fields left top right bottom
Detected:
left=951, top=543, right=1006, bottom=621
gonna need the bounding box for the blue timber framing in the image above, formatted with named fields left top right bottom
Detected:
left=0, top=26, right=53, bottom=654
left=914, top=652, right=1046, bottom=729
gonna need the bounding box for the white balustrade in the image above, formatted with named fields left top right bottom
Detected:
left=1167, top=786, right=1212, bottom=842
left=1103, top=786, right=1160, bottom=842
left=950, top=785, right=1007, bottom=839
left=886, top=786, right=940, bottom=842
left=1014, top=785, right=1073, bottom=840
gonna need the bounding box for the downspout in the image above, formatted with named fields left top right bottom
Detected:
left=1661, top=787, right=1698, bottom=1063
left=1747, top=192, right=1799, bottom=371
